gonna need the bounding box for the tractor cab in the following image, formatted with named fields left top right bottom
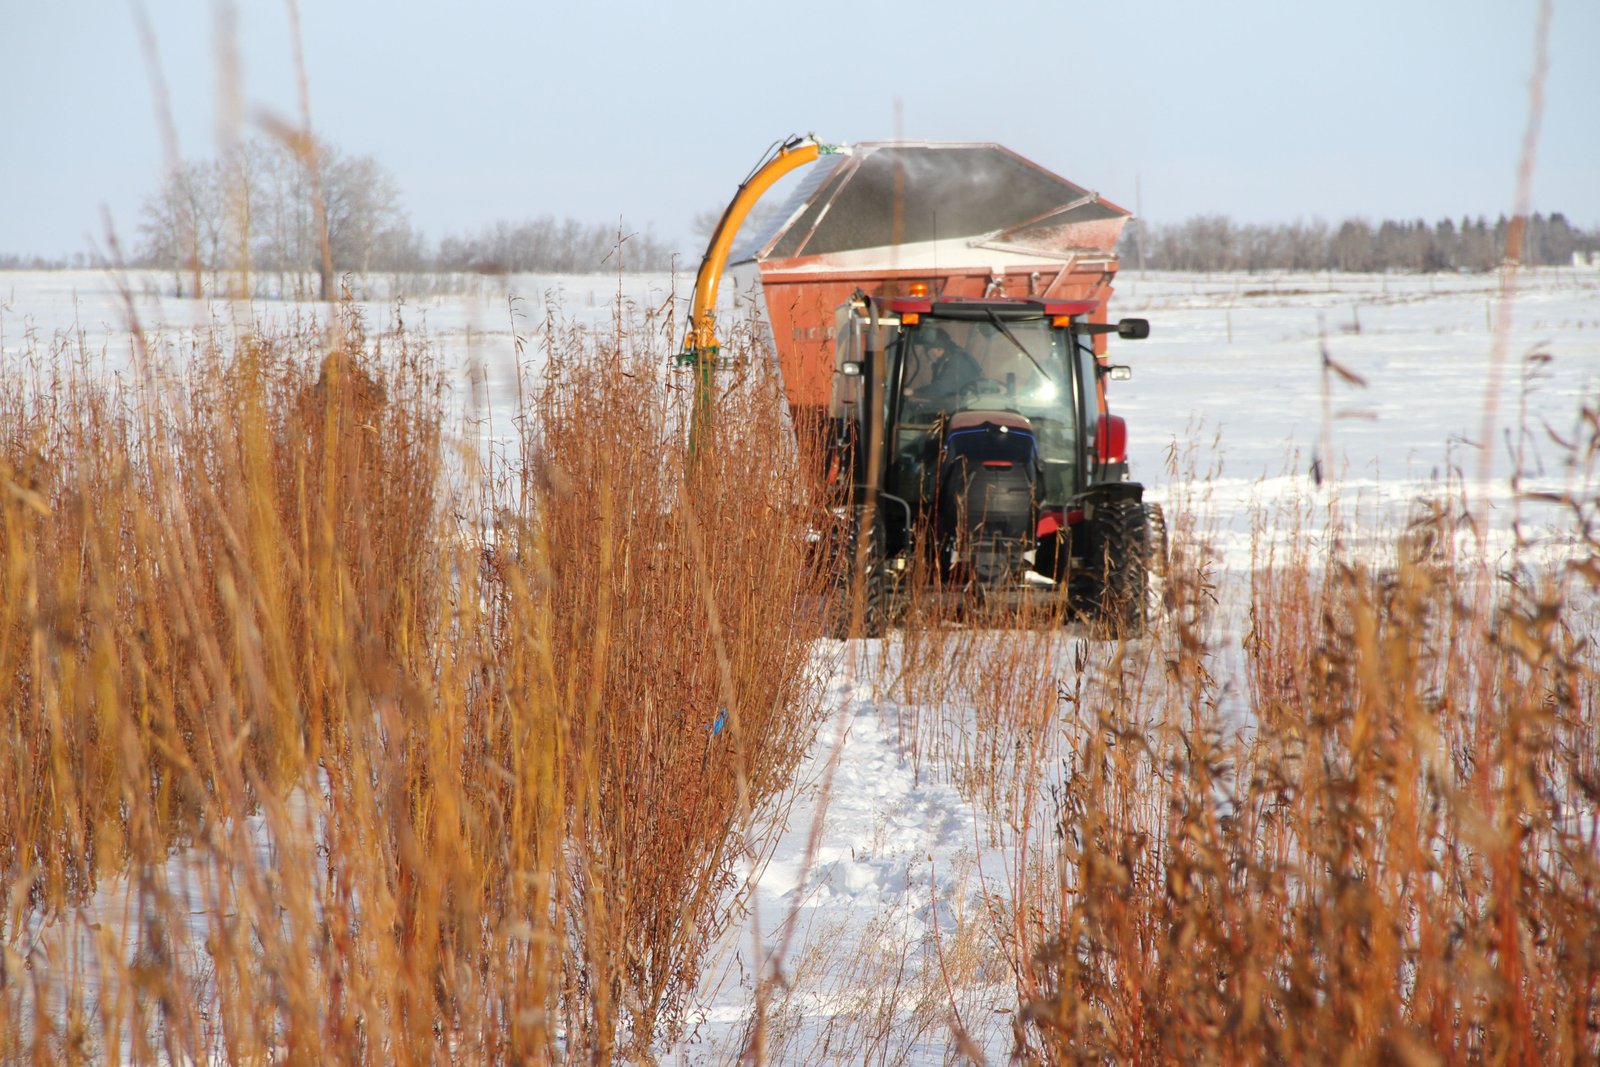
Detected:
left=829, top=291, right=1155, bottom=631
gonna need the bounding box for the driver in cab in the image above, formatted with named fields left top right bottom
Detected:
left=905, top=327, right=983, bottom=404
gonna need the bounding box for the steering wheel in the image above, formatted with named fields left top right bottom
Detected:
left=960, top=378, right=1006, bottom=402
left=901, top=347, right=925, bottom=396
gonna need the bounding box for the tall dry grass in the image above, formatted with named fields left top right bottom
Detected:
left=819, top=405, right=1597, bottom=1063
left=878, top=458, right=1599, bottom=1061
left=6, top=292, right=1595, bottom=1063
left=0, top=287, right=829, bottom=1062
left=1012, top=488, right=1599, bottom=1063
left=501, top=298, right=831, bottom=1052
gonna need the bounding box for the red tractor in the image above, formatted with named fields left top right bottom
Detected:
left=822, top=288, right=1159, bottom=635
left=683, top=137, right=1162, bottom=634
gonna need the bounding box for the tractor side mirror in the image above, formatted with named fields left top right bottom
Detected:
left=840, top=361, right=863, bottom=377
left=1116, top=318, right=1150, bottom=340
left=1107, top=365, right=1133, bottom=382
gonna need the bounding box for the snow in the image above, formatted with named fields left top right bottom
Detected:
left=4, top=265, right=1597, bottom=1061
left=687, top=265, right=1600, bottom=1062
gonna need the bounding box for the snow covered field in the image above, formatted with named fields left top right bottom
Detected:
left=8, top=265, right=1595, bottom=560
left=4, top=266, right=1597, bottom=1061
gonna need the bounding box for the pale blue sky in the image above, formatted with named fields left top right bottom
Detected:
left=2, top=0, right=1596, bottom=259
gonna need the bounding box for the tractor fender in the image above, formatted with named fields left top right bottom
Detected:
left=1094, top=414, right=1131, bottom=484
left=1095, top=414, right=1128, bottom=464
left=1076, top=481, right=1145, bottom=514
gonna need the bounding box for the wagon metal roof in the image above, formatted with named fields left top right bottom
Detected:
left=732, top=141, right=1131, bottom=267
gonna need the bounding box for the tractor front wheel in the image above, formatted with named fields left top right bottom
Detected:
left=1146, top=502, right=1169, bottom=580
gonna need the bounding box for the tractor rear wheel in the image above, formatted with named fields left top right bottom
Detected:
left=832, top=509, right=891, bottom=639
left=1094, top=500, right=1150, bottom=638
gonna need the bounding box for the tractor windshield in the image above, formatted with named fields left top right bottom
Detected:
left=892, top=317, right=1082, bottom=505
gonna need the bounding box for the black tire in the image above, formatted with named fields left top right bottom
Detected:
left=1146, top=503, right=1169, bottom=580
left=831, top=508, right=891, bottom=639
left=1095, top=500, right=1149, bottom=638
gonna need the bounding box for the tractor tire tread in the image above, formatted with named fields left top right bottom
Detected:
left=1097, top=500, right=1149, bottom=638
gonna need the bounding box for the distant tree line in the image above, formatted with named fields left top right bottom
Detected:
left=435, top=218, right=675, bottom=275
left=79, top=143, right=1600, bottom=286
left=0, top=253, right=90, bottom=270
left=135, top=137, right=677, bottom=297
left=1119, top=212, right=1600, bottom=273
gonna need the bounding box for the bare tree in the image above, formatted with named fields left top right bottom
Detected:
left=315, top=146, right=407, bottom=296
left=139, top=136, right=414, bottom=299
left=139, top=158, right=226, bottom=296
left=690, top=206, right=724, bottom=244
left=1331, top=220, right=1374, bottom=272
left=1284, top=220, right=1330, bottom=271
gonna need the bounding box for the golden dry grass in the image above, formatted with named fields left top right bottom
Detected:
left=815, top=422, right=1599, bottom=1064
left=0, top=292, right=830, bottom=1062
left=2, top=281, right=1597, bottom=1065
left=1013, top=499, right=1600, bottom=1063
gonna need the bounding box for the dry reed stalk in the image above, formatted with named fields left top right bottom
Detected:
left=512, top=296, right=831, bottom=1054
left=811, top=405, right=1595, bottom=1064
left=0, top=287, right=831, bottom=1062
left=1012, top=475, right=1599, bottom=1064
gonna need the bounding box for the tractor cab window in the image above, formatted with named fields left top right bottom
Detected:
left=1076, top=333, right=1100, bottom=441
left=891, top=317, right=1083, bottom=506
left=899, top=319, right=1062, bottom=415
